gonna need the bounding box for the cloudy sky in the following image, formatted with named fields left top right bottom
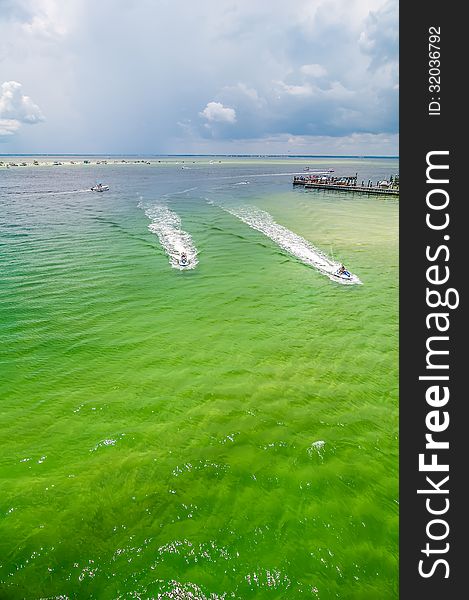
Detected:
left=0, top=0, right=398, bottom=155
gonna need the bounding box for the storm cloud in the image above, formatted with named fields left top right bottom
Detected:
left=0, top=0, right=398, bottom=154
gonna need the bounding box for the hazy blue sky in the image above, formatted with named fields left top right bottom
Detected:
left=0, top=0, right=398, bottom=155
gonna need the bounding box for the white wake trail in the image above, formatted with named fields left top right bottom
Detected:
left=215, top=203, right=361, bottom=284
left=140, top=202, right=198, bottom=270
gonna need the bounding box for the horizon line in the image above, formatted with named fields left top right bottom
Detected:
left=0, top=153, right=400, bottom=158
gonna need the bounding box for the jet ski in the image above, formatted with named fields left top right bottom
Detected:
left=91, top=183, right=109, bottom=192
left=333, top=265, right=352, bottom=280
left=334, top=269, right=351, bottom=280
left=179, top=253, right=189, bottom=267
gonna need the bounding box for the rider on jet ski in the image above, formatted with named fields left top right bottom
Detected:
left=337, top=264, right=350, bottom=276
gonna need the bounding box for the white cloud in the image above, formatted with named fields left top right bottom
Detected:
left=0, top=119, right=21, bottom=136
left=300, top=63, right=327, bottom=77
left=0, top=81, right=45, bottom=132
left=222, top=82, right=264, bottom=106
left=20, top=0, right=71, bottom=39
left=200, top=101, right=236, bottom=123
left=276, top=81, right=314, bottom=97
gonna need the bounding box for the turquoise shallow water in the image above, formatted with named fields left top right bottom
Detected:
left=0, top=157, right=398, bottom=599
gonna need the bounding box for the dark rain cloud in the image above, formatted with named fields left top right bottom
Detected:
left=0, top=0, right=398, bottom=154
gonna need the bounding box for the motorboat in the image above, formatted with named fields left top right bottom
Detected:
left=91, top=183, right=109, bottom=192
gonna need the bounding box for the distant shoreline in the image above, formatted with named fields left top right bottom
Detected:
left=0, top=153, right=399, bottom=159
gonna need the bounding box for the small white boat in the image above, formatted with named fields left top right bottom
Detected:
left=91, top=183, right=109, bottom=192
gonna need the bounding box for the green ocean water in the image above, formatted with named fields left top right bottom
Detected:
left=0, top=157, right=398, bottom=599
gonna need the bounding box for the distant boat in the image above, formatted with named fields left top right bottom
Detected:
left=304, top=167, right=334, bottom=173
left=91, top=183, right=109, bottom=192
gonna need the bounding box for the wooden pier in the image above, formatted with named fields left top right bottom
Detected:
left=303, top=182, right=399, bottom=196
left=293, top=173, right=399, bottom=197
